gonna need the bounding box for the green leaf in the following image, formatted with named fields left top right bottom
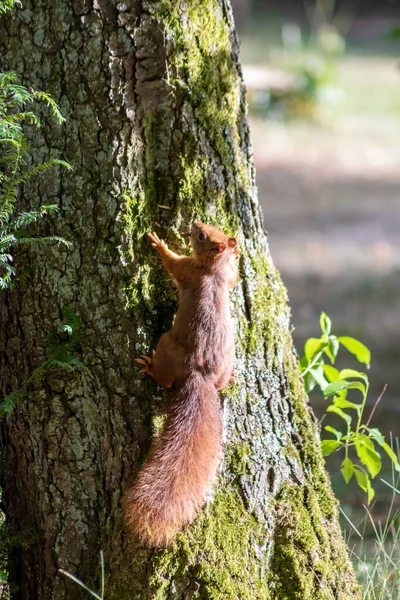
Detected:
left=339, top=368, right=368, bottom=383
left=365, top=433, right=400, bottom=473
left=367, top=428, right=385, bottom=446
left=355, top=436, right=381, bottom=478
left=299, top=356, right=308, bottom=371
left=321, top=439, right=341, bottom=456
left=381, top=442, right=400, bottom=472
left=341, top=457, right=354, bottom=483
left=333, top=397, right=361, bottom=413
left=322, top=365, right=340, bottom=382
left=308, top=365, right=329, bottom=391
left=324, top=425, right=342, bottom=440
left=323, top=380, right=365, bottom=397
left=304, top=337, right=325, bottom=362
left=354, top=469, right=375, bottom=503
left=323, top=381, right=350, bottom=397
left=325, top=337, right=339, bottom=363
left=338, top=336, right=371, bottom=368
left=357, top=433, right=375, bottom=450
left=320, top=312, right=332, bottom=335
left=346, top=381, right=367, bottom=395
left=326, top=404, right=352, bottom=425
left=303, top=371, right=317, bottom=394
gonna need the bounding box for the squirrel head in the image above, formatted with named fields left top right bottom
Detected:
left=190, top=222, right=237, bottom=265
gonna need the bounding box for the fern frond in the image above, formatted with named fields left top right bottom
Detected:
left=31, top=91, right=66, bottom=125
left=4, top=112, right=40, bottom=127
left=0, top=68, right=71, bottom=290
left=0, top=264, right=16, bottom=288
left=9, top=206, right=58, bottom=229
left=60, top=306, right=84, bottom=346
left=0, top=198, right=16, bottom=223
left=0, top=1, right=19, bottom=16
left=61, top=305, right=81, bottom=330
left=13, top=235, right=72, bottom=248
left=0, top=125, right=24, bottom=140
left=0, top=139, right=24, bottom=156
left=0, top=307, right=92, bottom=416
left=0, top=206, right=18, bottom=225
left=8, top=84, right=34, bottom=107
left=14, top=159, right=72, bottom=185
left=0, top=71, right=18, bottom=84
left=0, top=233, right=17, bottom=249
left=3, top=263, right=15, bottom=274
left=39, top=204, right=59, bottom=213
left=46, top=360, right=76, bottom=372
left=0, top=388, right=23, bottom=416
left=5, top=210, right=44, bottom=229
left=0, top=145, right=25, bottom=161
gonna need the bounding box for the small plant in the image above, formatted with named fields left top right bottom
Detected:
left=0, top=70, right=72, bottom=289
left=0, top=306, right=91, bottom=418
left=299, top=313, right=400, bottom=502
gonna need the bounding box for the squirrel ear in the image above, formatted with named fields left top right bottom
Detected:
left=228, top=237, right=237, bottom=248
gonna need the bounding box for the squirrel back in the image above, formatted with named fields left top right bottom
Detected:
left=124, top=370, right=222, bottom=546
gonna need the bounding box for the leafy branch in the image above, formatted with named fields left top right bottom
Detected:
left=0, top=71, right=72, bottom=289
left=299, top=312, right=400, bottom=502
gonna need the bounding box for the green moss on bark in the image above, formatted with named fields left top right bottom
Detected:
left=226, top=441, right=252, bottom=476
left=269, top=483, right=360, bottom=600
left=149, top=487, right=271, bottom=600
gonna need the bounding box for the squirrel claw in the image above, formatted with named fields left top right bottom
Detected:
left=136, top=354, right=157, bottom=379
left=147, top=232, right=167, bottom=251
left=135, top=356, right=151, bottom=366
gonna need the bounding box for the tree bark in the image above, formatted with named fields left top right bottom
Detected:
left=0, top=0, right=360, bottom=599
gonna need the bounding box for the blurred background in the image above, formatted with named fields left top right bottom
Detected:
left=231, top=0, right=400, bottom=528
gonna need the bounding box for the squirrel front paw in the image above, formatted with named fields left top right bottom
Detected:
left=136, top=352, right=157, bottom=380
left=148, top=232, right=168, bottom=253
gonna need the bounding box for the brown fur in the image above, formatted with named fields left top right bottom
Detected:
left=125, top=222, right=239, bottom=547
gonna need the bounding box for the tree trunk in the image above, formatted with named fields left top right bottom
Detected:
left=0, top=0, right=360, bottom=599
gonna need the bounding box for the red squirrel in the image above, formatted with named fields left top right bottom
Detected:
left=124, top=222, right=239, bottom=546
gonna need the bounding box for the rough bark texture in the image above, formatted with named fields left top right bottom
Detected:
left=0, top=1, right=360, bottom=599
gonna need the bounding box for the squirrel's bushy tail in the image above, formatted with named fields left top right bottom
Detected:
left=124, top=371, right=222, bottom=547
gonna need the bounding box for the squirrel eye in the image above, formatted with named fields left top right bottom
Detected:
left=198, top=232, right=206, bottom=241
